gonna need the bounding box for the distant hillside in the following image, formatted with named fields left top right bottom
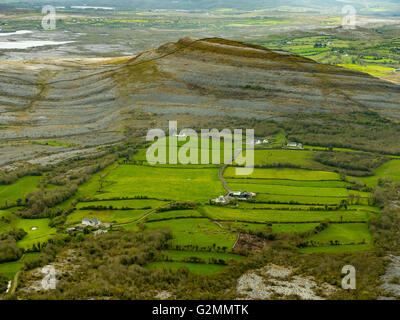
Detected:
left=0, top=37, right=399, bottom=144
left=4, top=0, right=400, bottom=14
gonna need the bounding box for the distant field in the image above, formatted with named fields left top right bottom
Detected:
left=0, top=176, right=42, bottom=207
left=338, top=64, right=395, bottom=77
left=99, top=165, right=224, bottom=202
left=202, top=206, right=370, bottom=223
left=224, top=167, right=340, bottom=181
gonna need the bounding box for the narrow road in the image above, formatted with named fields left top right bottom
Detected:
left=114, top=202, right=175, bottom=226
left=218, top=163, right=232, bottom=194
left=9, top=270, right=20, bottom=296
left=233, top=233, right=240, bottom=249
left=218, top=149, right=242, bottom=195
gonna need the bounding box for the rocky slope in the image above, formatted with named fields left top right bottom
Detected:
left=0, top=37, right=399, bottom=166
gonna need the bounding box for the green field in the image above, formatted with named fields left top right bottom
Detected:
left=66, top=209, right=149, bottom=224
left=244, top=149, right=324, bottom=169
left=15, top=218, right=57, bottom=249
left=146, top=209, right=202, bottom=221
left=237, top=202, right=327, bottom=210
left=227, top=178, right=348, bottom=188
left=0, top=176, right=42, bottom=207
left=99, top=165, right=224, bottom=202
left=306, top=223, right=372, bottom=245
left=225, top=167, right=340, bottom=180
left=228, top=182, right=351, bottom=197
left=0, top=253, right=40, bottom=280
left=203, top=206, right=370, bottom=223
left=145, top=218, right=236, bottom=249
left=352, top=160, right=400, bottom=188
left=221, top=221, right=320, bottom=234
left=76, top=199, right=169, bottom=210
left=254, top=194, right=349, bottom=205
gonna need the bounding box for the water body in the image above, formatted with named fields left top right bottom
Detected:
left=0, top=41, right=74, bottom=50
left=71, top=6, right=114, bottom=10
left=0, top=30, right=33, bottom=37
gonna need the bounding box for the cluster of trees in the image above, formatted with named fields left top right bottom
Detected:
left=22, top=185, right=78, bottom=218
left=45, top=154, right=116, bottom=187
left=0, top=274, right=7, bottom=293
left=156, top=202, right=198, bottom=212
left=79, top=204, right=151, bottom=211
left=170, top=243, right=231, bottom=253
left=0, top=165, right=42, bottom=185
left=0, top=228, right=26, bottom=263
left=160, top=255, right=229, bottom=265
left=314, top=151, right=388, bottom=176
left=283, top=111, right=400, bottom=155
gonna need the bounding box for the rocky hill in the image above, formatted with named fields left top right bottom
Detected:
left=0, top=37, right=399, bottom=165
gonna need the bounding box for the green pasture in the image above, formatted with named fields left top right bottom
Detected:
left=228, top=182, right=350, bottom=197
left=351, top=160, right=400, bottom=188
left=66, top=209, right=149, bottom=224
left=202, top=206, right=370, bottom=223
left=146, top=209, right=202, bottom=221
left=0, top=253, right=40, bottom=280
left=221, top=221, right=320, bottom=234
left=227, top=178, right=348, bottom=188
left=76, top=199, right=168, bottom=210
left=15, top=218, right=56, bottom=249
left=224, top=167, right=340, bottom=181
left=145, top=218, right=236, bottom=249
left=99, top=165, right=224, bottom=202
left=0, top=176, right=42, bottom=207
left=236, top=202, right=327, bottom=210
left=243, top=149, right=323, bottom=169
left=255, top=194, right=367, bottom=205
left=306, top=223, right=371, bottom=245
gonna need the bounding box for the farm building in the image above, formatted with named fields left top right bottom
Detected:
left=228, top=191, right=256, bottom=200
left=212, top=195, right=228, bottom=204
left=82, top=218, right=101, bottom=227
left=94, top=229, right=108, bottom=235
left=287, top=142, right=303, bottom=149
left=246, top=139, right=262, bottom=145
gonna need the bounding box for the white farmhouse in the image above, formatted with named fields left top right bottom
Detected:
left=82, top=218, right=101, bottom=227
